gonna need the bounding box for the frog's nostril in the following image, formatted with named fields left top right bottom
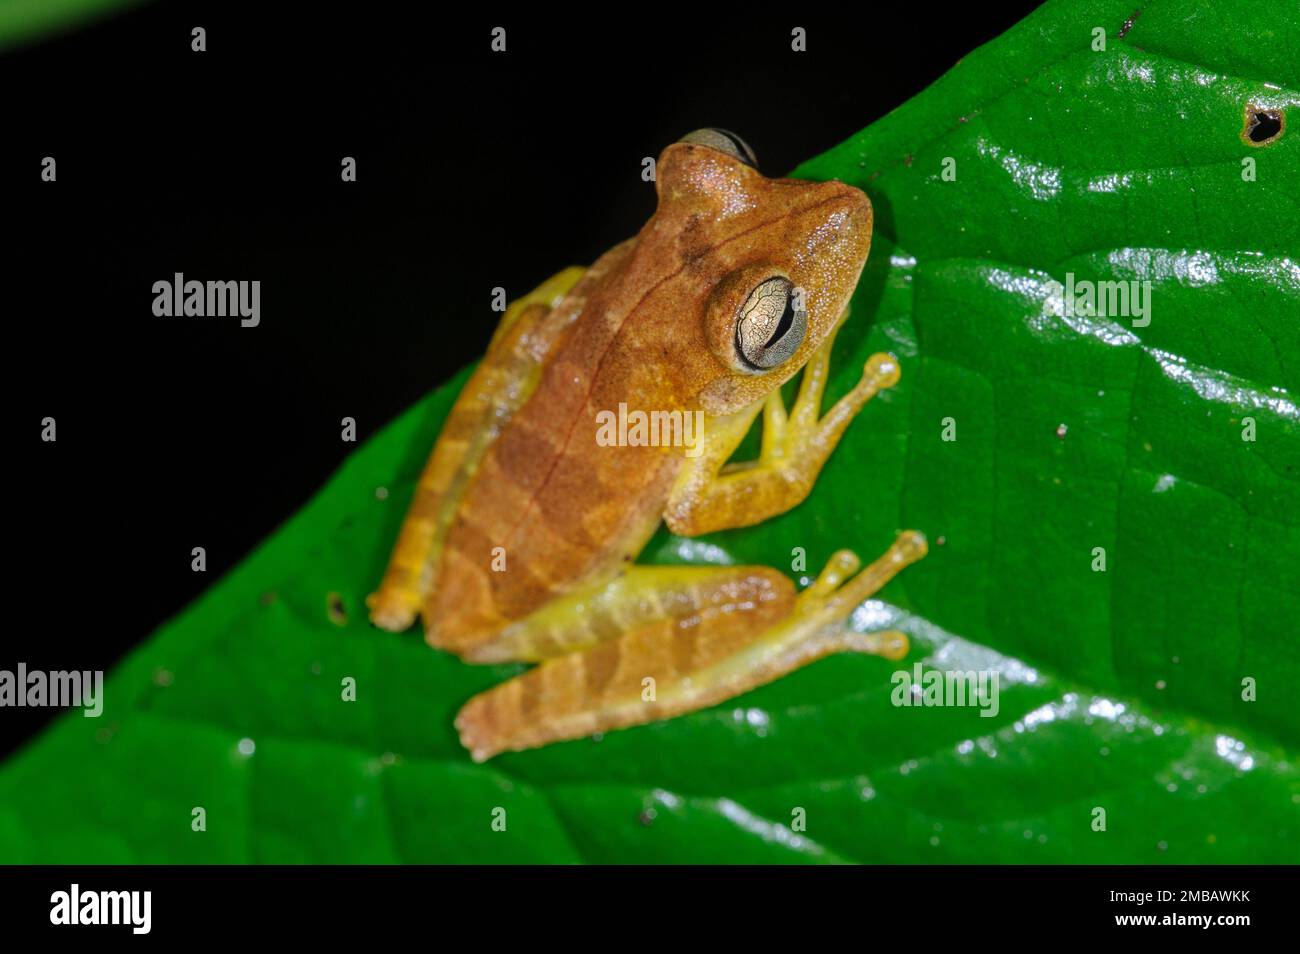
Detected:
left=837, top=184, right=873, bottom=221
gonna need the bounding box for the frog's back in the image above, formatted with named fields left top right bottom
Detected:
left=425, top=287, right=680, bottom=654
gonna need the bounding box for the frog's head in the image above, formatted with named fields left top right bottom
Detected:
left=644, top=129, right=874, bottom=417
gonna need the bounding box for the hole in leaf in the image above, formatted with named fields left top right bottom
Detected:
left=1242, top=106, right=1284, bottom=146
left=326, top=592, right=348, bottom=626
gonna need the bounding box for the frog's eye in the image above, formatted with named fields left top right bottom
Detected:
left=736, top=277, right=806, bottom=370
left=678, top=128, right=758, bottom=169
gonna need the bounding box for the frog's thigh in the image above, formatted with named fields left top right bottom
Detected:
left=462, top=563, right=797, bottom=664
left=367, top=268, right=585, bottom=632
left=455, top=532, right=926, bottom=762
left=665, top=313, right=901, bottom=538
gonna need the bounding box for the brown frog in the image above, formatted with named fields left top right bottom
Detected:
left=369, top=129, right=925, bottom=761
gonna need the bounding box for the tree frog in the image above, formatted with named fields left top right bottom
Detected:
left=368, top=129, right=926, bottom=762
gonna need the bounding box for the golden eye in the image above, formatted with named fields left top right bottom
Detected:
left=735, top=277, right=805, bottom=370
left=677, top=128, right=759, bottom=169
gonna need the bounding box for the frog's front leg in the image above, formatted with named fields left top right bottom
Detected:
left=455, top=532, right=925, bottom=761
left=665, top=309, right=901, bottom=537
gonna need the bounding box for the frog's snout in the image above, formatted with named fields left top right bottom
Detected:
left=818, top=179, right=873, bottom=231
left=796, top=179, right=874, bottom=269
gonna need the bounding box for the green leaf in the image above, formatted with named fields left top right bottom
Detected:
left=0, top=0, right=148, bottom=52
left=3, top=0, right=1297, bottom=862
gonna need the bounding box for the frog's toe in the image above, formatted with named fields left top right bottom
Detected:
left=366, top=593, right=418, bottom=633
left=792, top=532, right=927, bottom=641
left=454, top=695, right=503, bottom=763
left=863, top=352, right=901, bottom=387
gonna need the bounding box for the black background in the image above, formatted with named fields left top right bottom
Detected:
left=0, top=863, right=1288, bottom=939
left=4, top=0, right=1044, bottom=757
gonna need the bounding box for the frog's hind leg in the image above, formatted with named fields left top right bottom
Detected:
left=666, top=307, right=901, bottom=537
left=460, top=563, right=797, bottom=664
left=455, top=531, right=926, bottom=762
left=366, top=268, right=585, bottom=632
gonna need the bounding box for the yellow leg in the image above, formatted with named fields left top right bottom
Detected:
left=455, top=531, right=926, bottom=762
left=665, top=309, right=901, bottom=537
left=460, top=562, right=796, bottom=664
left=367, top=267, right=586, bottom=632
